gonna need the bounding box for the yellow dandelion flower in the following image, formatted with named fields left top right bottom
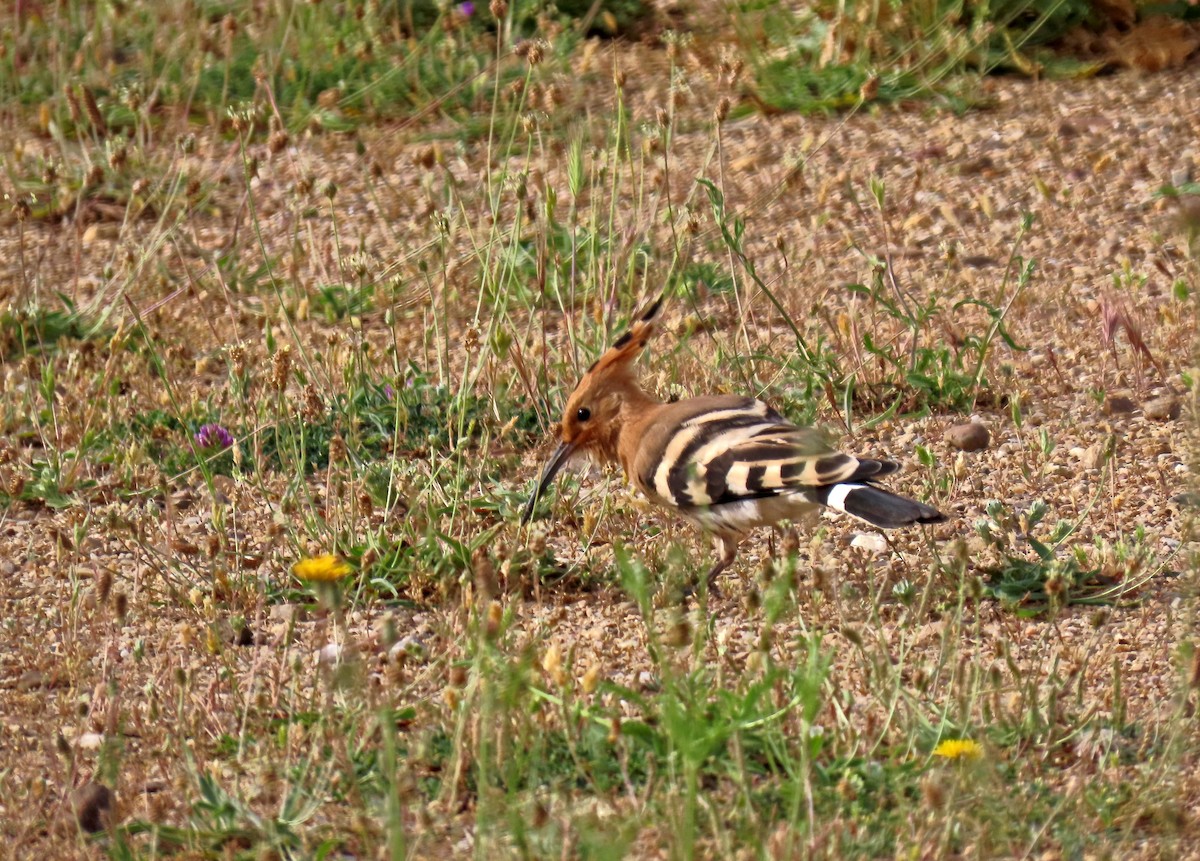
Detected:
left=932, top=738, right=983, bottom=760
left=292, top=554, right=351, bottom=583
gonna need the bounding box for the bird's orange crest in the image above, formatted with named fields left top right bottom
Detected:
left=581, top=292, right=664, bottom=384
left=522, top=293, right=664, bottom=524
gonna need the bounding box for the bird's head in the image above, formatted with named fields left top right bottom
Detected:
left=521, top=294, right=663, bottom=524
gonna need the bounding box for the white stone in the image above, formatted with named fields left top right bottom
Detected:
left=78, top=732, right=104, bottom=751
left=850, top=533, right=888, bottom=554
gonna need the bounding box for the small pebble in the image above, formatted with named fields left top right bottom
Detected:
left=1103, top=395, right=1136, bottom=415
left=316, top=643, right=343, bottom=665
left=17, top=670, right=47, bottom=691
left=78, top=732, right=105, bottom=751
left=850, top=533, right=888, bottom=554
left=63, top=781, right=115, bottom=833
left=1142, top=396, right=1180, bottom=421
left=945, top=422, right=990, bottom=451
left=269, top=603, right=307, bottom=623
left=390, top=636, right=428, bottom=662
left=1080, top=442, right=1109, bottom=471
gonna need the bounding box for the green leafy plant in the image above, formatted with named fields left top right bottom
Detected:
left=737, top=0, right=1185, bottom=116
left=975, top=500, right=1152, bottom=616
left=0, top=299, right=109, bottom=359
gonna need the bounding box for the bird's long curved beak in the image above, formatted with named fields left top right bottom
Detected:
left=521, top=439, right=577, bottom=525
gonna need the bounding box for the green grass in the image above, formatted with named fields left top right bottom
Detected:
left=2, top=1, right=586, bottom=134
left=734, top=0, right=1187, bottom=115
left=0, top=299, right=110, bottom=359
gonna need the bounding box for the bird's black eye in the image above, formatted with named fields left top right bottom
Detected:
left=576, top=407, right=591, bottom=422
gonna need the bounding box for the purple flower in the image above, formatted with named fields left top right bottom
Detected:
left=195, top=423, right=234, bottom=450
left=457, top=1, right=475, bottom=15
left=383, top=384, right=395, bottom=401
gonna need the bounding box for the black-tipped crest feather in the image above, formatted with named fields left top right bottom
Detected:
left=584, top=293, right=665, bottom=378
left=640, top=293, right=664, bottom=321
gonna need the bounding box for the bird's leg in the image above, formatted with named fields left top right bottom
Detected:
left=769, top=523, right=802, bottom=586
left=766, top=525, right=794, bottom=571
left=703, top=534, right=739, bottom=596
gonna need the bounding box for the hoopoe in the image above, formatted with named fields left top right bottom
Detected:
left=522, top=296, right=947, bottom=592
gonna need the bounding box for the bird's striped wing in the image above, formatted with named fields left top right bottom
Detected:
left=647, top=398, right=888, bottom=510
left=698, top=428, right=896, bottom=509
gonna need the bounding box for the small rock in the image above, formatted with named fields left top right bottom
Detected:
left=268, top=622, right=297, bottom=645
left=1143, top=396, right=1180, bottom=421
left=1080, top=442, right=1109, bottom=471
left=1103, top=395, right=1136, bottom=416
left=389, top=636, right=429, bottom=663
left=213, top=617, right=258, bottom=646
left=269, top=603, right=307, bottom=624
left=65, top=781, right=115, bottom=833
left=17, top=670, right=47, bottom=691
left=78, top=732, right=105, bottom=751
left=850, top=533, right=888, bottom=554
left=316, top=643, right=343, bottom=665
left=945, top=422, right=990, bottom=452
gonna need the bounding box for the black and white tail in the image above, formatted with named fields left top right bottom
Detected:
left=814, top=478, right=946, bottom=528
